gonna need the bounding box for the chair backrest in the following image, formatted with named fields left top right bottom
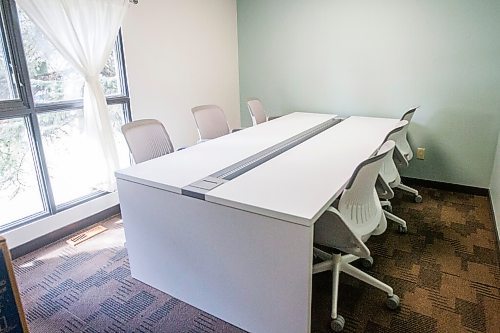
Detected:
left=191, top=105, right=230, bottom=141
left=338, top=140, right=396, bottom=240
left=314, top=207, right=371, bottom=258
left=247, top=98, right=268, bottom=126
left=398, top=107, right=419, bottom=161
left=401, top=107, right=418, bottom=122
left=121, top=119, right=174, bottom=164
left=379, top=120, right=408, bottom=187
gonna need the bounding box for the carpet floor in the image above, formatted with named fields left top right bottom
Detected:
left=13, top=186, right=500, bottom=333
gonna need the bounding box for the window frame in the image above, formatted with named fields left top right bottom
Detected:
left=0, top=0, right=131, bottom=232
left=0, top=0, right=30, bottom=114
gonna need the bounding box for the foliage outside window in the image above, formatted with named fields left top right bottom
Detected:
left=0, top=1, right=131, bottom=231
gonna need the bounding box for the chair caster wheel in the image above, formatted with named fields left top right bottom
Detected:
left=414, top=195, right=423, bottom=203
left=398, top=225, right=408, bottom=234
left=361, top=256, right=374, bottom=269
left=386, top=294, right=400, bottom=310
left=330, top=315, right=345, bottom=332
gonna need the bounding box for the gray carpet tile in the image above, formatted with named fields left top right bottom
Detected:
left=14, top=218, right=244, bottom=333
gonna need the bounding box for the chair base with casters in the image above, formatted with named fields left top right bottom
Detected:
left=313, top=247, right=400, bottom=332
left=381, top=199, right=393, bottom=212
left=383, top=114, right=423, bottom=204
left=397, top=183, right=423, bottom=203
left=376, top=171, right=409, bottom=234
left=376, top=120, right=419, bottom=234
left=314, top=141, right=401, bottom=332
left=381, top=200, right=408, bottom=233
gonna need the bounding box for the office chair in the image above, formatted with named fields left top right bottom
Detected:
left=121, top=119, right=174, bottom=163
left=247, top=98, right=281, bottom=126
left=391, top=107, right=422, bottom=203
left=399, top=108, right=418, bottom=160
left=377, top=120, right=411, bottom=233
left=247, top=98, right=268, bottom=126
left=191, top=105, right=237, bottom=142
left=313, top=140, right=400, bottom=332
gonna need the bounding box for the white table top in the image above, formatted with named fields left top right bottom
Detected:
left=206, top=116, right=400, bottom=226
left=115, top=112, right=337, bottom=194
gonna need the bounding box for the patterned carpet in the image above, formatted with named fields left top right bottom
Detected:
left=12, top=186, right=500, bottom=333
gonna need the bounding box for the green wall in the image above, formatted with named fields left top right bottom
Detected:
left=491, top=133, right=500, bottom=238
left=237, top=0, right=500, bottom=188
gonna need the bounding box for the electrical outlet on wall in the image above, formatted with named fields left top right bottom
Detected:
left=416, top=148, right=425, bottom=160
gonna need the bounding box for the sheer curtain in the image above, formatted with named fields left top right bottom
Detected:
left=17, top=0, right=130, bottom=191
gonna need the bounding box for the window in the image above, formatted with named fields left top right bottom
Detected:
left=0, top=117, right=44, bottom=225
left=37, top=105, right=129, bottom=206
left=0, top=8, right=17, bottom=101
left=18, top=9, right=124, bottom=104
left=0, top=1, right=131, bottom=231
left=0, top=31, right=17, bottom=100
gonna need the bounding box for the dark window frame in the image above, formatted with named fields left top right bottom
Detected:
left=0, top=0, right=131, bottom=232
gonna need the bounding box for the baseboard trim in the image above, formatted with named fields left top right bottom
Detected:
left=10, top=205, right=121, bottom=260
left=488, top=190, right=500, bottom=254
left=401, top=177, right=489, bottom=196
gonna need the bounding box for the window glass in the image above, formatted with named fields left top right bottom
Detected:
left=0, top=2, right=131, bottom=230
left=109, top=104, right=131, bottom=168
left=0, top=9, right=18, bottom=101
left=18, top=9, right=123, bottom=104
left=37, top=105, right=129, bottom=205
left=0, top=117, right=45, bottom=226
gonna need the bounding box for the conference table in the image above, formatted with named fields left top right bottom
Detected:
left=115, top=112, right=400, bottom=333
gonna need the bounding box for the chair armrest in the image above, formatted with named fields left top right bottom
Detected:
left=376, top=174, right=394, bottom=200
left=393, top=146, right=409, bottom=169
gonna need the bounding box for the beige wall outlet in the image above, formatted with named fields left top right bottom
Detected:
left=416, top=147, right=426, bottom=160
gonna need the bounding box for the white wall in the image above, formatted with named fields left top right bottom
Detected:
left=4, top=193, right=118, bottom=248
left=122, top=0, right=241, bottom=148
left=5, top=0, right=240, bottom=249
left=490, top=132, right=500, bottom=240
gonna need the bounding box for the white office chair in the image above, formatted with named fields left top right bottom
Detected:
left=191, top=105, right=237, bottom=142
left=377, top=121, right=411, bottom=233
left=391, top=107, right=422, bottom=203
left=121, top=119, right=174, bottom=164
left=313, top=140, right=400, bottom=332
left=247, top=98, right=268, bottom=126
left=247, top=98, right=281, bottom=126
left=399, top=108, right=418, bottom=161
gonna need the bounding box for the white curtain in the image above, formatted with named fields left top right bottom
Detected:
left=17, top=0, right=129, bottom=191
